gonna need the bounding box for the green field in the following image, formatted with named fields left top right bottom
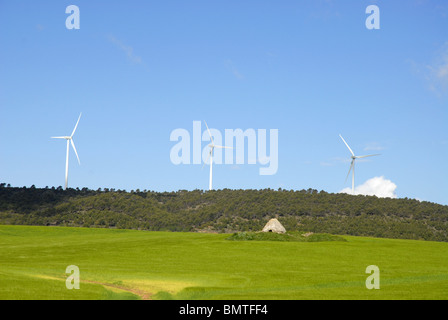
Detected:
left=1, top=225, right=447, bottom=300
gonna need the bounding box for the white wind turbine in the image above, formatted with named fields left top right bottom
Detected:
left=339, top=134, right=380, bottom=195
left=52, top=113, right=82, bottom=190
left=203, top=121, right=232, bottom=191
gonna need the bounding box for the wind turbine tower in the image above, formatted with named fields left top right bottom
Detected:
left=52, top=113, right=82, bottom=190
left=339, top=134, right=380, bottom=194
left=204, top=121, right=232, bottom=191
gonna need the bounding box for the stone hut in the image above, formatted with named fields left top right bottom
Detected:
left=262, top=218, right=286, bottom=234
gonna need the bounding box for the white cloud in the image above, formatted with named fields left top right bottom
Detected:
left=407, top=42, right=448, bottom=95
left=340, top=176, right=397, bottom=198
left=108, top=35, right=143, bottom=64
left=426, top=42, right=448, bottom=94
left=319, top=157, right=348, bottom=167
left=436, top=62, right=448, bottom=78
left=225, top=60, right=244, bottom=79
left=363, top=142, right=384, bottom=152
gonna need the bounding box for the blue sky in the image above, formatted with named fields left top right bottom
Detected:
left=0, top=0, right=447, bottom=205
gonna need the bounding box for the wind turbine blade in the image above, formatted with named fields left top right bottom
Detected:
left=356, top=154, right=381, bottom=159
left=339, top=134, right=355, bottom=157
left=51, top=136, right=66, bottom=139
left=215, top=145, right=233, bottom=149
left=204, top=120, right=214, bottom=145
left=202, top=150, right=211, bottom=169
left=345, top=160, right=354, bottom=183
left=70, top=139, right=81, bottom=165
left=71, top=113, right=82, bottom=137
left=202, top=153, right=211, bottom=169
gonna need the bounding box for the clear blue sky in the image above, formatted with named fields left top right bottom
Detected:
left=1, top=1, right=447, bottom=205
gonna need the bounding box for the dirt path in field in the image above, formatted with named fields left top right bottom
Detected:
left=83, top=279, right=153, bottom=300
left=33, top=273, right=153, bottom=300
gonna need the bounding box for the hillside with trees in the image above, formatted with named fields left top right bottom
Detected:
left=0, top=183, right=447, bottom=242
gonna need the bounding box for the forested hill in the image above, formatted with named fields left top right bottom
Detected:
left=0, top=184, right=447, bottom=242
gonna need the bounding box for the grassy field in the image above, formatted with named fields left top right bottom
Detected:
left=1, top=225, right=447, bottom=300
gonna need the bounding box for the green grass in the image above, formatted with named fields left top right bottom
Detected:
left=1, top=225, right=447, bottom=300
left=226, top=231, right=347, bottom=242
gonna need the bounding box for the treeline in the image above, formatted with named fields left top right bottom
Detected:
left=0, top=183, right=447, bottom=242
